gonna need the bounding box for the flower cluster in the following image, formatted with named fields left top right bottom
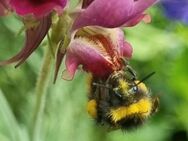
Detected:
left=0, top=0, right=158, bottom=80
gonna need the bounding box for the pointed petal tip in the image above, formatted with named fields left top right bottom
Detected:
left=142, top=14, right=152, bottom=24
left=53, top=48, right=66, bottom=84
left=0, top=54, right=22, bottom=66
left=63, top=53, right=80, bottom=81
left=0, top=15, right=51, bottom=67
left=62, top=69, right=74, bottom=81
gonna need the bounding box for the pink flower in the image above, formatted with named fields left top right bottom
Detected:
left=63, top=27, right=132, bottom=80
left=9, top=0, right=67, bottom=18
left=72, top=0, right=158, bottom=30
left=0, top=16, right=52, bottom=66
left=0, top=0, right=67, bottom=66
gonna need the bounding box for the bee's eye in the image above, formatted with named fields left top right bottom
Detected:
left=113, top=88, right=123, bottom=98
left=128, top=86, right=138, bottom=94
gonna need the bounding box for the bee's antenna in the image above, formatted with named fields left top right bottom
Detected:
left=92, top=83, right=112, bottom=89
left=136, top=72, right=155, bottom=85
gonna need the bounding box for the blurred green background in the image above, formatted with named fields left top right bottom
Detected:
left=0, top=3, right=188, bottom=141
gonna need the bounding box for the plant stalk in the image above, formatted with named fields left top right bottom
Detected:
left=31, top=46, right=53, bottom=141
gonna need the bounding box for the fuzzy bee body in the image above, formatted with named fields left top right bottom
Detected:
left=87, top=69, right=159, bottom=130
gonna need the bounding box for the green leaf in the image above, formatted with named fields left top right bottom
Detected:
left=0, top=90, right=29, bottom=141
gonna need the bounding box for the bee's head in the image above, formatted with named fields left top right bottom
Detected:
left=107, top=72, right=159, bottom=129
left=112, top=80, right=148, bottom=102
left=109, top=71, right=155, bottom=105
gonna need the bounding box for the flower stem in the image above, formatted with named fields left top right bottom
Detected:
left=31, top=46, right=53, bottom=141
left=30, top=12, right=71, bottom=141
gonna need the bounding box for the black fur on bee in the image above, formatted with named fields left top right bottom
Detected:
left=87, top=68, right=159, bottom=130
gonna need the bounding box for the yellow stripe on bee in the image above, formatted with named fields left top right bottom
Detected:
left=87, top=99, right=97, bottom=118
left=119, top=79, right=129, bottom=90
left=110, top=98, right=152, bottom=123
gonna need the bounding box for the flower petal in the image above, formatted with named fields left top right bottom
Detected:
left=9, top=0, right=67, bottom=17
left=0, top=0, right=11, bottom=16
left=63, top=51, right=80, bottom=80
left=0, top=15, right=51, bottom=66
left=123, top=14, right=151, bottom=27
left=72, top=0, right=157, bottom=30
left=92, top=27, right=133, bottom=57
left=64, top=38, right=114, bottom=79
left=133, top=0, right=157, bottom=15
left=121, top=41, right=133, bottom=58
left=64, top=27, right=132, bottom=79
left=104, top=28, right=133, bottom=58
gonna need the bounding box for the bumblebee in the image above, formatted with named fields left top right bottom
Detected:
left=87, top=66, right=159, bottom=130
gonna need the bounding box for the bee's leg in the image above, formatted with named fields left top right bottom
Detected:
left=122, top=65, right=137, bottom=81
left=125, top=65, right=137, bottom=80
left=120, top=57, right=137, bottom=80
left=120, top=57, right=129, bottom=66
left=92, top=83, right=111, bottom=89
left=151, top=97, right=159, bottom=114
